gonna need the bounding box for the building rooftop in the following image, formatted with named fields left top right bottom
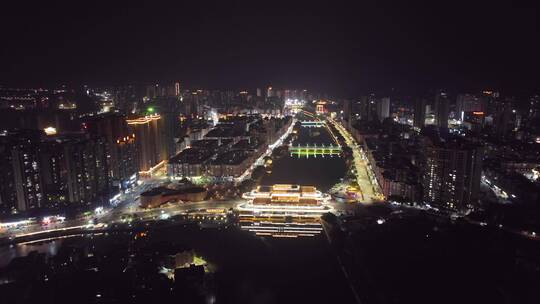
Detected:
left=190, top=139, right=219, bottom=150
left=232, top=138, right=263, bottom=150
left=211, top=150, right=250, bottom=165
left=169, top=147, right=214, bottom=164
left=205, top=124, right=247, bottom=138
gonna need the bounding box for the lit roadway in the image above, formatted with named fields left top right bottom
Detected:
left=0, top=177, right=354, bottom=242
left=326, top=117, right=383, bottom=203
left=0, top=182, right=241, bottom=241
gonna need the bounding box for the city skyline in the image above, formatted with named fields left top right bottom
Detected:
left=1, top=2, right=539, bottom=96
left=1, top=3, right=539, bottom=304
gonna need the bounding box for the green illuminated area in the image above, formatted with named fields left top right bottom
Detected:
left=290, top=151, right=341, bottom=157
left=193, top=255, right=207, bottom=267
left=189, top=175, right=213, bottom=185
left=193, top=255, right=214, bottom=273
left=300, top=120, right=326, bottom=127
left=289, top=145, right=342, bottom=157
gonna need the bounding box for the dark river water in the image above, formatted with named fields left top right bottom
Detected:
left=156, top=225, right=355, bottom=304
left=261, top=120, right=346, bottom=192
left=0, top=120, right=355, bottom=303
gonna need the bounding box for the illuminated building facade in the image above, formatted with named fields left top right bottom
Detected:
left=240, top=219, right=324, bottom=238
left=139, top=186, right=207, bottom=208
left=238, top=184, right=332, bottom=218
left=127, top=115, right=166, bottom=174
left=315, top=101, right=326, bottom=115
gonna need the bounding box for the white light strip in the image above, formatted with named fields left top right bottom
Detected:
left=14, top=225, right=87, bottom=238
left=240, top=226, right=323, bottom=231
left=17, top=232, right=104, bottom=245
left=237, top=205, right=332, bottom=213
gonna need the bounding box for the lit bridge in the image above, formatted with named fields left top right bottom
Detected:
left=289, top=143, right=342, bottom=156
left=300, top=120, right=326, bottom=127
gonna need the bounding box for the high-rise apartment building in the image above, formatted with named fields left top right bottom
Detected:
left=84, top=113, right=137, bottom=189
left=0, top=138, right=18, bottom=214
left=456, top=94, right=486, bottom=117
left=358, top=95, right=377, bottom=122
left=0, top=130, right=44, bottom=212
left=376, top=97, right=390, bottom=122
left=184, top=92, right=200, bottom=118
left=492, top=100, right=514, bottom=139
left=0, top=130, right=112, bottom=212
left=127, top=115, right=165, bottom=174
left=154, top=97, right=183, bottom=160
left=434, top=91, right=449, bottom=129
left=422, top=137, right=483, bottom=212
left=343, top=99, right=352, bottom=127
left=40, top=134, right=110, bottom=205
left=63, top=135, right=109, bottom=204
left=414, top=98, right=427, bottom=129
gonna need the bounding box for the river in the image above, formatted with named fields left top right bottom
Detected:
left=261, top=117, right=346, bottom=191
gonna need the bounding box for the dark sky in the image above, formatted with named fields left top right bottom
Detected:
left=1, top=1, right=539, bottom=96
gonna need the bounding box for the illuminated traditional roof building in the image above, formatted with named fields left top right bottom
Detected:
left=238, top=184, right=332, bottom=218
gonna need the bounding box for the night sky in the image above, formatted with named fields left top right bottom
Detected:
left=1, top=1, right=539, bottom=96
